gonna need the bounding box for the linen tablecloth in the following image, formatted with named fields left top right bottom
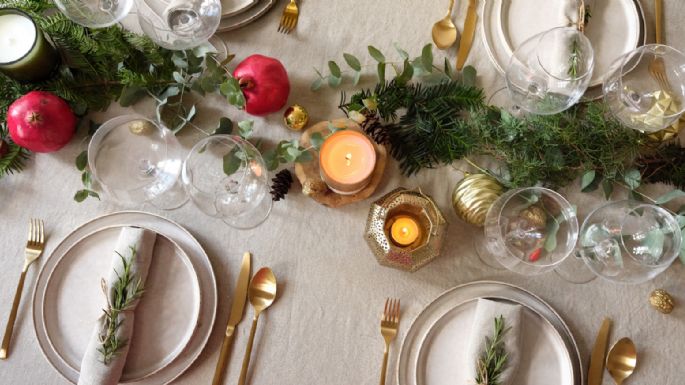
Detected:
left=1, top=1, right=684, bottom=384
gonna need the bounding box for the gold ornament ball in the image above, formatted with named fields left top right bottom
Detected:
left=649, top=289, right=674, bottom=314
left=284, top=104, right=309, bottom=131
left=519, top=205, right=547, bottom=229
left=129, top=120, right=154, bottom=136
left=452, top=173, right=505, bottom=226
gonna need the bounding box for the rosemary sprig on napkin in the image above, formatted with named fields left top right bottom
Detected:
left=475, top=315, right=510, bottom=385
left=97, top=246, right=145, bottom=365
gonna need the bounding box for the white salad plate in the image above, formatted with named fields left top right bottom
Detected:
left=222, top=0, right=258, bottom=18
left=217, top=0, right=277, bottom=32
left=33, top=211, right=218, bottom=385
left=398, top=281, right=582, bottom=385
left=482, top=0, right=645, bottom=92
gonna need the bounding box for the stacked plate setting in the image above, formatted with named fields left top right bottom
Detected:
left=398, top=281, right=583, bottom=385
left=33, top=212, right=218, bottom=385
left=218, top=0, right=277, bottom=32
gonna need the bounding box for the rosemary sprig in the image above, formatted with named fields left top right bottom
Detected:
left=475, top=315, right=510, bottom=385
left=97, top=246, right=145, bottom=365
left=567, top=38, right=581, bottom=79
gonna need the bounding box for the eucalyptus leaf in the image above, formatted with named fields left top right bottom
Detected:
left=623, top=169, right=641, bottom=190
left=262, top=149, right=279, bottom=171
left=310, top=132, right=325, bottom=150
left=343, top=53, right=362, bottom=71
left=75, top=151, right=88, bottom=171
left=602, top=179, right=614, bottom=200
left=88, top=190, right=100, bottom=199
left=328, top=75, right=342, bottom=88
left=214, top=117, right=233, bottom=135
left=295, top=150, right=314, bottom=162
left=223, top=150, right=242, bottom=176
left=74, top=189, right=89, bottom=203
left=394, top=43, right=409, bottom=60
left=172, top=71, right=185, bottom=83
left=377, top=62, right=386, bottom=83
left=421, top=44, right=433, bottom=73
left=311, top=77, right=323, bottom=91
left=543, top=218, right=560, bottom=252
left=81, top=171, right=92, bottom=188
left=396, top=59, right=414, bottom=85
left=238, top=120, right=254, bottom=139
left=655, top=189, right=685, bottom=204
left=444, top=57, right=454, bottom=80
left=328, top=60, right=342, bottom=78
left=462, top=65, right=477, bottom=87
left=352, top=71, right=361, bottom=86
left=368, top=45, right=385, bottom=63
left=580, top=170, right=596, bottom=191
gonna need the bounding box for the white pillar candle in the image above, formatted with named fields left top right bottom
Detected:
left=0, top=13, right=37, bottom=63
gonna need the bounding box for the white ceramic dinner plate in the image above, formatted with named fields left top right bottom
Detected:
left=222, top=0, right=258, bottom=18
left=33, top=212, right=218, bottom=385
left=482, top=0, right=645, bottom=89
left=398, top=281, right=582, bottom=385
left=217, top=0, right=277, bottom=32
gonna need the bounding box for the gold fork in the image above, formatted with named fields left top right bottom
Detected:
left=0, top=219, right=45, bottom=359
left=648, top=0, right=671, bottom=92
left=277, top=0, right=299, bottom=34
left=379, top=298, right=400, bottom=385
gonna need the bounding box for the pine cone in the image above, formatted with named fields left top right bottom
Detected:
left=360, top=113, right=389, bottom=145
left=270, top=169, right=294, bottom=201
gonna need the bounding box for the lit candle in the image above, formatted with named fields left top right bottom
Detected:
left=319, top=130, right=376, bottom=195
left=0, top=9, right=59, bottom=82
left=390, top=215, right=421, bottom=246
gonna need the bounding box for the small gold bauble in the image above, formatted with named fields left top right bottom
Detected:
left=519, top=205, right=547, bottom=229
left=451, top=173, right=505, bottom=226
left=302, top=179, right=328, bottom=196
left=649, top=289, right=674, bottom=314
left=129, top=120, right=154, bottom=136
left=646, top=122, right=680, bottom=142
left=284, top=104, right=309, bottom=131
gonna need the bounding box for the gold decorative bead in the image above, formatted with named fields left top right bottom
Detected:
left=284, top=104, right=309, bottom=131
left=302, top=179, right=328, bottom=196
left=649, top=289, right=674, bottom=314
left=129, top=120, right=154, bottom=136
left=519, top=205, right=547, bottom=229
left=452, top=173, right=505, bottom=227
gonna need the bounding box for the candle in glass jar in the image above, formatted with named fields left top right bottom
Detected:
left=319, top=130, right=376, bottom=195
left=390, top=215, right=421, bottom=246
left=0, top=9, right=59, bottom=82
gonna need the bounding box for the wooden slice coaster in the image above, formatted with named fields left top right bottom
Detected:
left=294, top=118, right=387, bottom=208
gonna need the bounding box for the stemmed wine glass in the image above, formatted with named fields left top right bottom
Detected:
left=182, top=135, right=273, bottom=229
left=54, top=0, right=133, bottom=28
left=136, top=0, right=222, bottom=50
left=577, top=200, right=682, bottom=284
left=88, top=115, right=188, bottom=209
left=476, top=187, right=582, bottom=278
left=505, top=26, right=594, bottom=115
left=603, top=44, right=685, bottom=133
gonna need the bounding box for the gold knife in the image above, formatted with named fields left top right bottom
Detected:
left=587, top=318, right=612, bottom=385
left=212, top=252, right=252, bottom=385
left=456, top=0, right=478, bottom=71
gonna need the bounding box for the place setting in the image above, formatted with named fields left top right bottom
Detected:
left=3, top=0, right=685, bottom=384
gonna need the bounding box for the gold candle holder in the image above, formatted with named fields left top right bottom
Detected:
left=365, top=188, right=448, bottom=272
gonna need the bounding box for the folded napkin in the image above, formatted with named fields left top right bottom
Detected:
left=78, top=227, right=157, bottom=385
left=463, top=299, right=522, bottom=385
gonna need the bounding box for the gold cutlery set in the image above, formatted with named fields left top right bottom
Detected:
left=0, top=219, right=45, bottom=360
left=277, top=0, right=299, bottom=34
left=588, top=318, right=637, bottom=385
left=378, top=298, right=401, bottom=385
left=213, top=252, right=278, bottom=385
left=431, top=0, right=478, bottom=70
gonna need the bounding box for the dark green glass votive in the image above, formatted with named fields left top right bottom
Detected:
left=0, top=8, right=59, bottom=82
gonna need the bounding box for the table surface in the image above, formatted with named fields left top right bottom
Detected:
left=2, top=0, right=685, bottom=384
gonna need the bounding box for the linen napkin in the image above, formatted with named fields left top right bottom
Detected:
left=462, top=298, right=522, bottom=385
left=78, top=227, right=157, bottom=385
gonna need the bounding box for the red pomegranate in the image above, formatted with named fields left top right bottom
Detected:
left=233, top=54, right=290, bottom=116
left=7, top=91, right=77, bottom=153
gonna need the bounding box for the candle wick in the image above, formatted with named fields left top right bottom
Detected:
left=345, top=153, right=352, bottom=166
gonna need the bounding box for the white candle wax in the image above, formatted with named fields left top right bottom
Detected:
left=0, top=14, right=37, bottom=63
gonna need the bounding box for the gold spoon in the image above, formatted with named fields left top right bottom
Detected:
left=606, top=338, right=637, bottom=385
left=238, top=267, right=277, bottom=385
left=432, top=0, right=459, bottom=50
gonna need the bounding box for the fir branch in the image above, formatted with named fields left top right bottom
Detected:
left=475, top=315, right=509, bottom=385
left=637, top=144, right=685, bottom=190
left=98, top=246, right=145, bottom=365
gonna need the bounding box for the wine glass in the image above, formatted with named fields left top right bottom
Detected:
left=88, top=115, right=188, bottom=209
left=505, top=26, right=594, bottom=115
left=182, top=135, right=273, bottom=229
left=54, top=0, right=133, bottom=28
left=476, top=187, right=580, bottom=276
left=136, top=0, right=222, bottom=50
left=577, top=200, right=681, bottom=284
left=603, top=44, right=685, bottom=133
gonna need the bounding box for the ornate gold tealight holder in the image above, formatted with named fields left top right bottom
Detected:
left=365, top=188, right=448, bottom=272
